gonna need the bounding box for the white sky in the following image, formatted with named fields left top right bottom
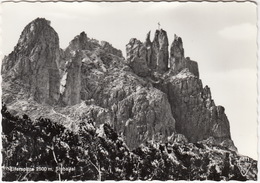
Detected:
left=0, top=2, right=258, bottom=160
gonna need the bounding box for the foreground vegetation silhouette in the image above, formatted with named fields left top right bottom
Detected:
left=1, top=104, right=256, bottom=181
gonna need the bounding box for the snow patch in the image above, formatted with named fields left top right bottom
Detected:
left=60, top=72, right=68, bottom=94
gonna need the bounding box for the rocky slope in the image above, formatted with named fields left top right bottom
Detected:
left=1, top=18, right=257, bottom=180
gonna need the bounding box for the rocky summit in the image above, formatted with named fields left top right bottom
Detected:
left=1, top=18, right=257, bottom=181
left=2, top=18, right=60, bottom=105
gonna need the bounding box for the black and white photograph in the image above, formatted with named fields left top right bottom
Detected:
left=0, top=0, right=258, bottom=181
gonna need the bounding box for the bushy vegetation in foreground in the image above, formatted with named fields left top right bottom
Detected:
left=1, top=105, right=257, bottom=181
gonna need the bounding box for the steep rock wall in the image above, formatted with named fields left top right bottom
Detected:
left=2, top=18, right=60, bottom=105
left=151, top=29, right=169, bottom=72
left=59, top=51, right=82, bottom=106
left=55, top=30, right=176, bottom=148
left=125, top=38, right=150, bottom=77
left=78, top=55, right=176, bottom=148
left=126, top=29, right=235, bottom=149
left=94, top=71, right=176, bottom=149
left=169, top=34, right=199, bottom=77
left=159, top=69, right=233, bottom=147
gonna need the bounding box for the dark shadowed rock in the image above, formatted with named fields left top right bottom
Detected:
left=169, top=34, right=199, bottom=77
left=151, top=29, right=169, bottom=72
left=59, top=51, right=82, bottom=106
left=1, top=108, right=256, bottom=181
left=170, top=34, right=184, bottom=60
left=144, top=31, right=153, bottom=66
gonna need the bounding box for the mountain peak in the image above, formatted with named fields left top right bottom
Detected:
left=153, top=28, right=169, bottom=45
left=23, top=17, right=51, bottom=34
left=144, top=31, right=151, bottom=45
left=2, top=17, right=60, bottom=104
left=31, top=17, right=51, bottom=25
left=14, top=17, right=58, bottom=51
left=2, top=19, right=239, bottom=168
left=1, top=17, right=256, bottom=181
left=23, top=17, right=52, bottom=36
left=66, top=31, right=89, bottom=52
left=171, top=34, right=184, bottom=58
left=80, top=31, right=86, bottom=36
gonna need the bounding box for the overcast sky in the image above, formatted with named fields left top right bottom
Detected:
left=1, top=2, right=257, bottom=159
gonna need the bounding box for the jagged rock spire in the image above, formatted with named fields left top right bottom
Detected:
left=170, top=34, right=184, bottom=59
left=151, top=29, right=169, bottom=72
left=144, top=31, right=152, bottom=66
left=2, top=19, right=236, bottom=154
left=65, top=31, right=89, bottom=56
left=59, top=51, right=82, bottom=106
left=144, top=31, right=152, bottom=46
left=126, top=29, right=169, bottom=75
left=2, top=17, right=60, bottom=105
left=126, top=29, right=198, bottom=76
left=169, top=34, right=199, bottom=77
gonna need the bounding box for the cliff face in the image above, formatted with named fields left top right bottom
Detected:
left=159, top=70, right=233, bottom=148
left=2, top=18, right=60, bottom=105
left=59, top=51, right=82, bottom=106
left=151, top=29, right=169, bottom=72
left=125, top=38, right=151, bottom=77
left=1, top=19, right=176, bottom=148
left=89, top=70, right=176, bottom=149
left=62, top=39, right=176, bottom=148
left=126, top=29, right=169, bottom=76
left=158, top=35, right=231, bottom=147
left=125, top=29, right=234, bottom=150
left=2, top=18, right=235, bottom=151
